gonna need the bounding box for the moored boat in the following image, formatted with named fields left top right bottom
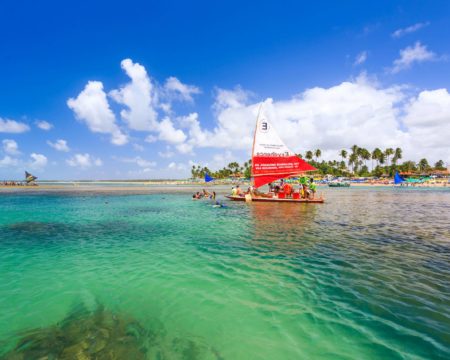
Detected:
left=328, top=182, right=350, bottom=187
left=226, top=195, right=324, bottom=203
left=228, top=104, right=324, bottom=204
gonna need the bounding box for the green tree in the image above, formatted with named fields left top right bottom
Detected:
left=314, top=149, right=322, bottom=162
left=385, top=148, right=394, bottom=166
left=358, top=148, right=371, bottom=168
left=392, top=147, right=402, bottom=165
left=305, top=151, right=313, bottom=161
left=340, top=149, right=347, bottom=164
left=371, top=148, right=382, bottom=168
left=434, top=160, right=445, bottom=170
left=418, top=158, right=430, bottom=173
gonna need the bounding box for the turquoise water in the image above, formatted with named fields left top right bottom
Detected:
left=0, top=188, right=449, bottom=359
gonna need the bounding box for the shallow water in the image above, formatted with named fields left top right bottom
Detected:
left=0, top=187, right=449, bottom=359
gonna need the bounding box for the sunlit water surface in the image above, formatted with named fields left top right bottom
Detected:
left=0, top=187, right=449, bottom=359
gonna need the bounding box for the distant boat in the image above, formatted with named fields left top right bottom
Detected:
left=25, top=171, right=37, bottom=184
left=226, top=105, right=324, bottom=203
left=328, top=181, right=350, bottom=188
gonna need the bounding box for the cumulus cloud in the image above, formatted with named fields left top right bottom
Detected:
left=158, top=146, right=174, bottom=158
left=67, top=153, right=102, bottom=168
left=168, top=162, right=187, bottom=171
left=29, top=153, right=48, bottom=169
left=145, top=134, right=158, bottom=143
left=213, top=86, right=253, bottom=112
left=67, top=81, right=128, bottom=145
left=47, top=139, right=70, bottom=152
left=164, top=77, right=200, bottom=103
left=391, top=42, right=436, bottom=73
left=0, top=118, right=30, bottom=133
left=0, top=155, right=19, bottom=167
left=109, top=58, right=158, bottom=131
left=392, top=22, right=430, bottom=38
left=402, top=89, right=450, bottom=162
left=2, top=139, right=20, bottom=155
left=36, top=120, right=53, bottom=130
left=354, top=51, right=368, bottom=66
left=115, top=156, right=156, bottom=168
left=132, top=143, right=144, bottom=152
left=178, top=75, right=449, bottom=164
left=158, top=117, right=187, bottom=144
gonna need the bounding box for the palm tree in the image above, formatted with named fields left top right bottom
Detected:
left=385, top=148, right=394, bottom=166
left=372, top=148, right=382, bottom=168
left=314, top=149, right=322, bottom=162
left=357, top=148, right=370, bottom=168
left=348, top=152, right=358, bottom=174
left=392, top=147, right=402, bottom=165
left=305, top=151, right=313, bottom=161
left=339, top=149, right=347, bottom=163
left=434, top=160, right=445, bottom=170
left=418, top=158, right=430, bottom=173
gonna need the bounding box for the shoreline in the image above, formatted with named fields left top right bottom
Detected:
left=0, top=182, right=448, bottom=194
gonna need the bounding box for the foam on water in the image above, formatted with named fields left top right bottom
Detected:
left=0, top=188, right=449, bottom=359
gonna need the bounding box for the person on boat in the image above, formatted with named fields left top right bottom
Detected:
left=268, top=182, right=275, bottom=193
left=309, top=178, right=317, bottom=199
left=283, top=182, right=293, bottom=197
left=231, top=186, right=237, bottom=196
left=235, top=185, right=243, bottom=196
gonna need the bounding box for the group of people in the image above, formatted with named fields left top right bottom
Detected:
left=231, top=177, right=317, bottom=199
left=271, top=177, right=317, bottom=199
left=1, top=181, right=36, bottom=186
left=192, top=189, right=216, bottom=200
left=192, top=189, right=226, bottom=207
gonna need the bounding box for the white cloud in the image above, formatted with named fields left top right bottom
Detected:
left=354, top=51, right=368, bottom=66
left=132, top=143, right=144, bottom=152
left=168, top=162, right=187, bottom=171
left=392, top=22, right=430, bottom=38
left=158, top=146, right=174, bottom=158
left=29, top=153, right=48, bottom=169
left=67, top=153, right=102, bottom=169
left=402, top=89, right=450, bottom=163
left=2, top=139, right=19, bottom=155
left=164, top=76, right=200, bottom=103
left=115, top=156, right=156, bottom=168
left=213, top=86, right=253, bottom=112
left=158, top=117, right=187, bottom=144
left=391, top=42, right=436, bottom=73
left=177, top=75, right=449, bottom=164
left=0, top=118, right=30, bottom=133
left=145, top=134, right=157, bottom=143
left=36, top=120, right=53, bottom=130
left=0, top=155, right=18, bottom=167
left=67, top=81, right=128, bottom=145
left=109, top=58, right=158, bottom=131
left=47, top=139, right=70, bottom=152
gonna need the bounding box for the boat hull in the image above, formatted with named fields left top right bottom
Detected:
left=328, top=183, right=350, bottom=187
left=225, top=195, right=325, bottom=203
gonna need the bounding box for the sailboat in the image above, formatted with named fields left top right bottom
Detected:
left=226, top=106, right=324, bottom=203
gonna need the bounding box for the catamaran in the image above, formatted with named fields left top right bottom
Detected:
left=226, top=106, right=324, bottom=203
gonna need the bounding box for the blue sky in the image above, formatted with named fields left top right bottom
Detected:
left=1, top=0, right=449, bottom=179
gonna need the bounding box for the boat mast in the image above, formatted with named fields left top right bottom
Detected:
left=251, top=104, right=263, bottom=186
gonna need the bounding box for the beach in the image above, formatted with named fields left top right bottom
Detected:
left=1, top=186, right=449, bottom=359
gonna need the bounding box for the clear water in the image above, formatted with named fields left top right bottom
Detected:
left=0, top=188, right=449, bottom=359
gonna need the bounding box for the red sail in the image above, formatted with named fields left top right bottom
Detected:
left=253, top=156, right=316, bottom=188
left=251, top=107, right=316, bottom=188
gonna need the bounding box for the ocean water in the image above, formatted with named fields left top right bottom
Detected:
left=0, top=188, right=449, bottom=359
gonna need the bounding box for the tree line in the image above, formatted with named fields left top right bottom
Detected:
left=191, top=146, right=447, bottom=179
